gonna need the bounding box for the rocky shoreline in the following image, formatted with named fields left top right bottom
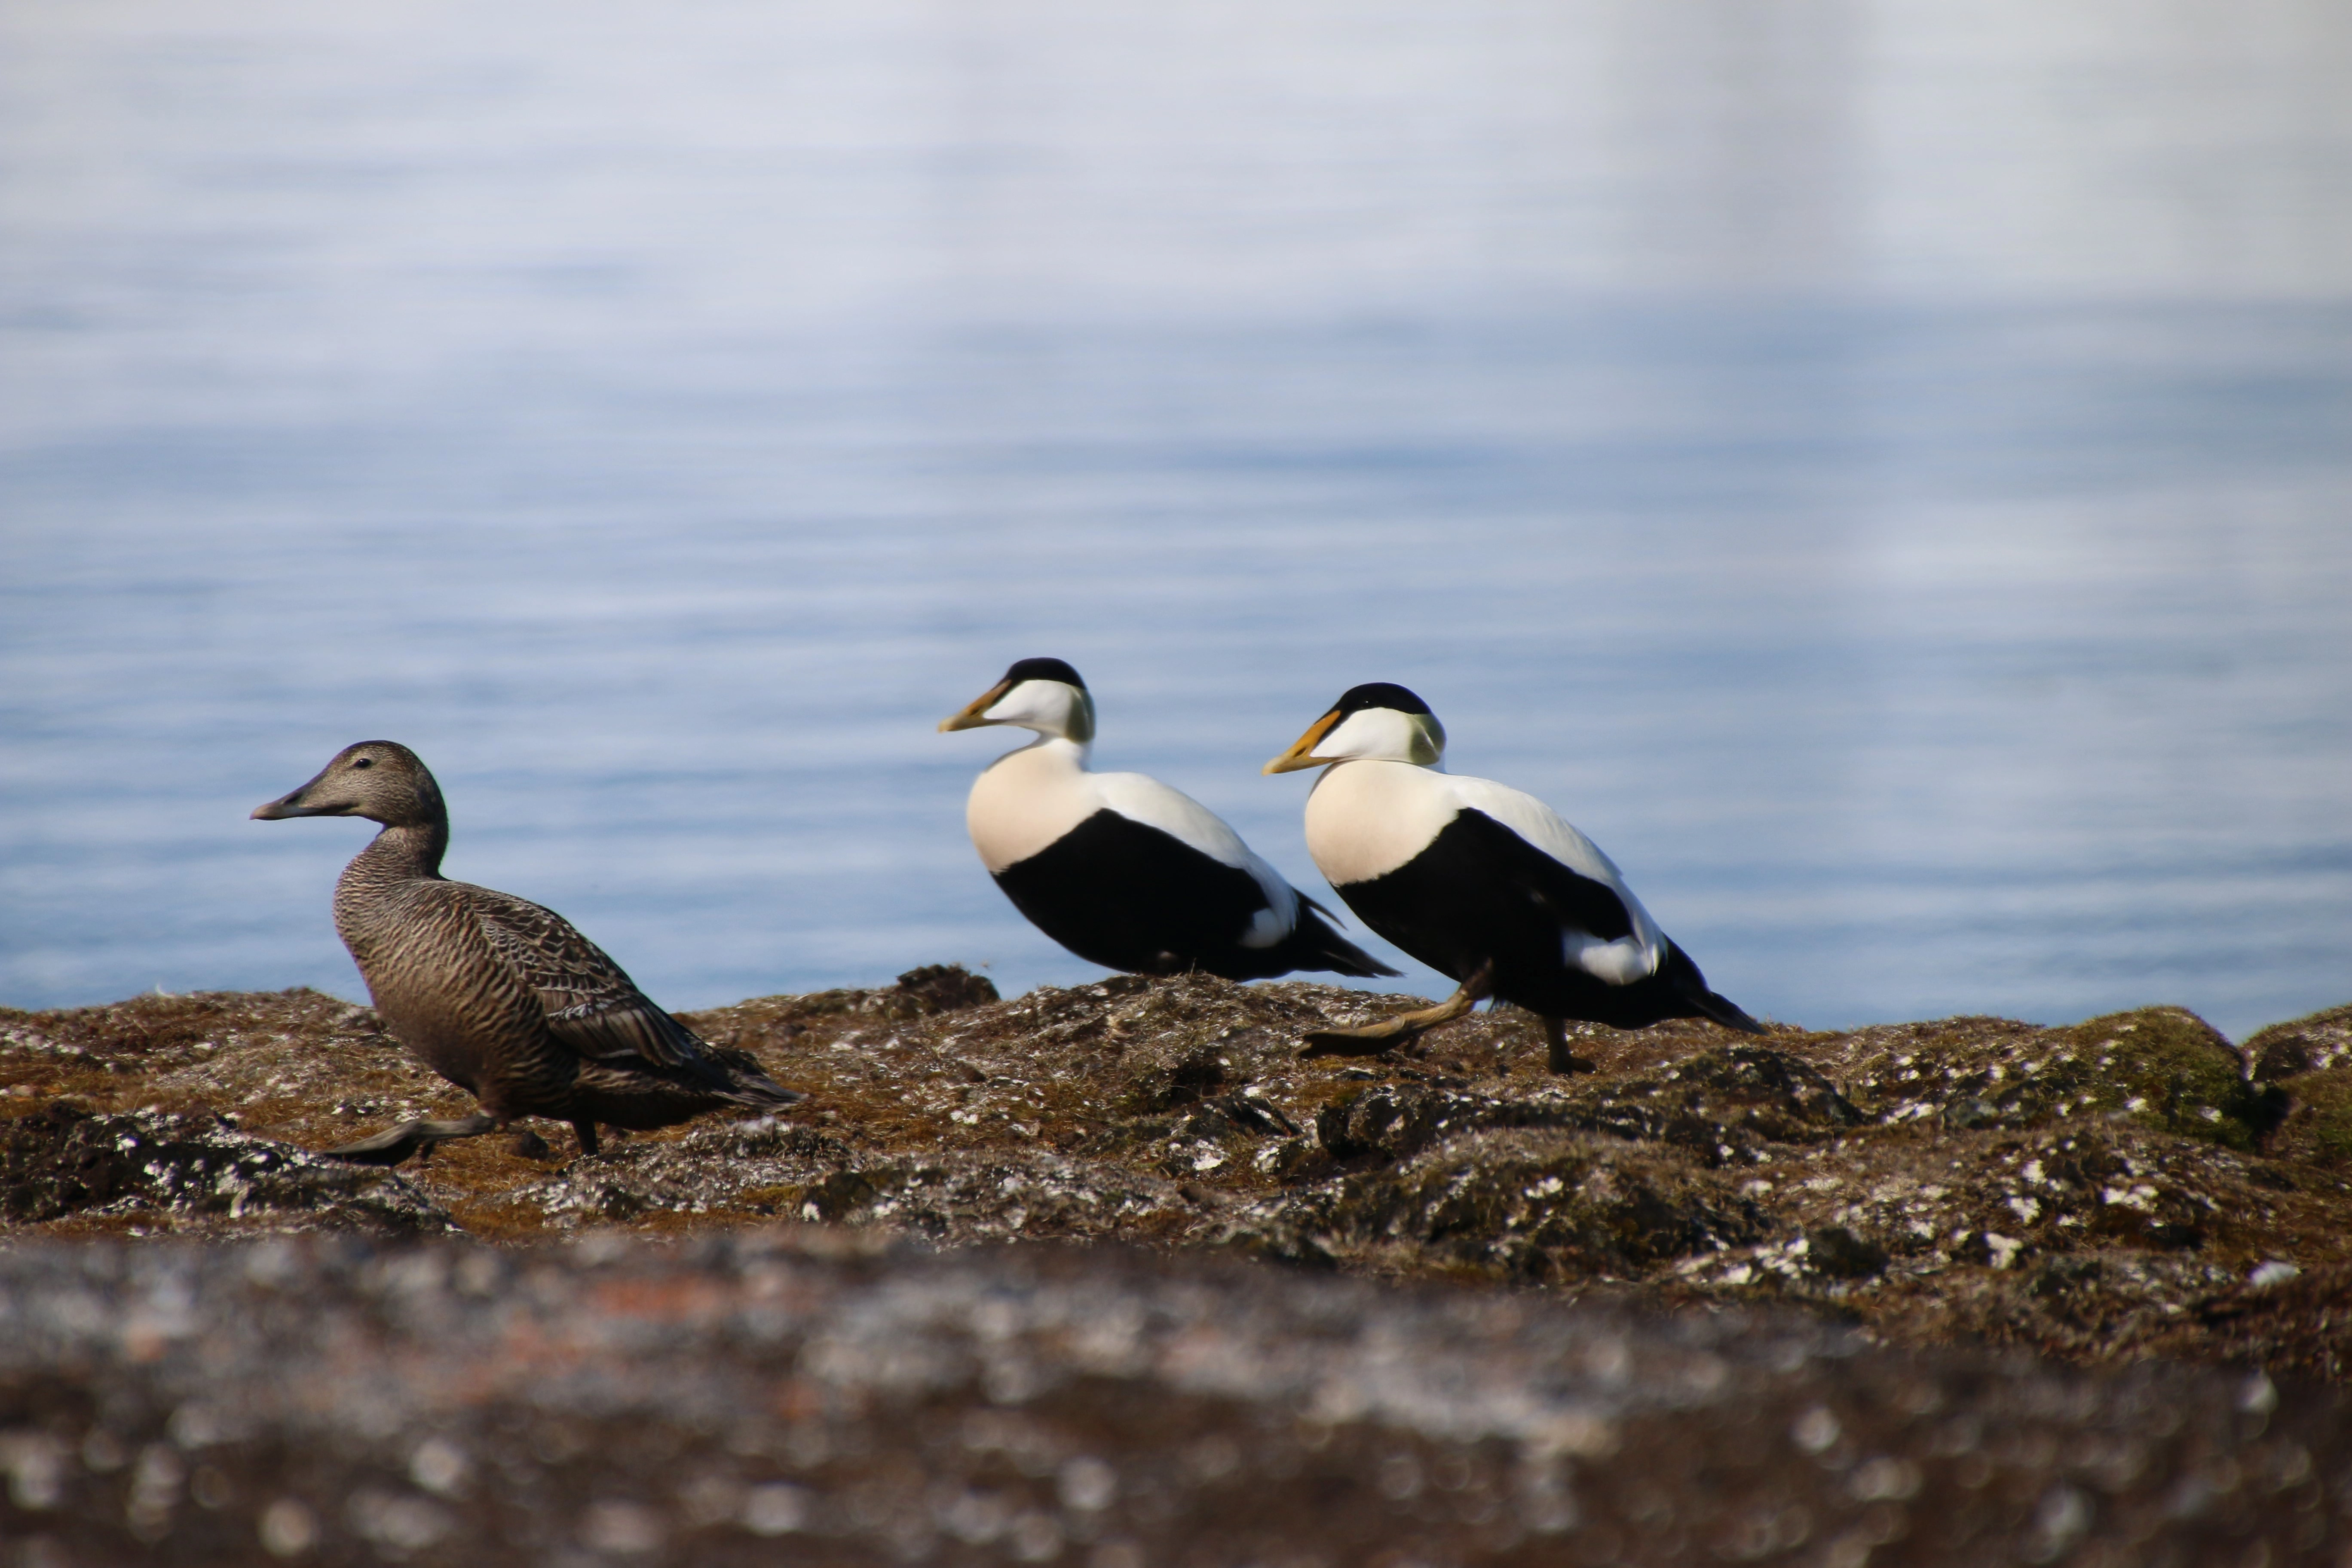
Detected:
left=4, top=972, right=2350, bottom=1561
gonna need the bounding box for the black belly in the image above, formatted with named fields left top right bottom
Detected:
left=991, top=809, right=1296, bottom=981
left=1331, top=808, right=1704, bottom=1029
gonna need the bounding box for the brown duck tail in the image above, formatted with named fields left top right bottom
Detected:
left=732, top=1076, right=808, bottom=1108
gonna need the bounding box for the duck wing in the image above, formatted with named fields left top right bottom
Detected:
left=466, top=887, right=709, bottom=1070
left=1450, top=809, right=1640, bottom=940
left=1446, top=778, right=1667, bottom=939
left=1092, top=769, right=1300, bottom=944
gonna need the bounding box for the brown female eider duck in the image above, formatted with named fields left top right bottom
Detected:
left=1266, top=683, right=1764, bottom=1071
left=940, top=658, right=1395, bottom=982
left=253, top=740, right=803, bottom=1164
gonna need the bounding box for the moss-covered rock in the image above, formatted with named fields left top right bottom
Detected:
left=1300, top=1128, right=1769, bottom=1282
left=5, top=973, right=2350, bottom=1388
left=2056, top=1007, right=2283, bottom=1150
left=2246, top=1002, right=2352, bottom=1084
left=2266, top=1066, right=2352, bottom=1172
left=1804, top=1007, right=2280, bottom=1151
left=1308, top=1044, right=1864, bottom=1173
left=1559, top=1044, right=1868, bottom=1159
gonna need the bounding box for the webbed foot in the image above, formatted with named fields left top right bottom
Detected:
left=1301, top=961, right=1494, bottom=1057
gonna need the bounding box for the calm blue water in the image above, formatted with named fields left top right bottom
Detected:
left=4, top=1, right=2349, bottom=1037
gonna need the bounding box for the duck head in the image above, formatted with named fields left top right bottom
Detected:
left=938, top=657, right=1097, bottom=744
left=252, top=741, right=447, bottom=828
left=1265, top=683, right=1446, bottom=773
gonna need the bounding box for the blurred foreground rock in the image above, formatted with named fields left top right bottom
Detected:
left=0, top=1232, right=2344, bottom=1566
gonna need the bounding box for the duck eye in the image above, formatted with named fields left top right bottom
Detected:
left=352, top=757, right=374, bottom=769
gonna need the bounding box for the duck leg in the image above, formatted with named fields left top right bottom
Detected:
left=1544, top=1017, right=1599, bottom=1076
left=1302, top=960, right=1495, bottom=1056
left=570, top=1120, right=601, bottom=1157
left=323, top=1113, right=502, bottom=1167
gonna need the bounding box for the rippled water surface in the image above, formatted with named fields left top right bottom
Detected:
left=4, top=1, right=2349, bottom=1036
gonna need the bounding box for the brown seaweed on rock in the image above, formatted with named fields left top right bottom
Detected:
left=3, top=971, right=2350, bottom=1390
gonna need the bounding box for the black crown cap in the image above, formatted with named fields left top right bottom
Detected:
left=1001, top=657, right=1087, bottom=691
left=1329, top=682, right=1432, bottom=717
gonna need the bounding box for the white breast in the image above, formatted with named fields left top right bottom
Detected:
left=1301, top=760, right=1464, bottom=887
left=966, top=739, right=1098, bottom=873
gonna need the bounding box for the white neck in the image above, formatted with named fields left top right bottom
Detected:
left=997, top=733, right=1092, bottom=767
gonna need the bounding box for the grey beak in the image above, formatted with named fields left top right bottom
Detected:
left=252, top=769, right=345, bottom=820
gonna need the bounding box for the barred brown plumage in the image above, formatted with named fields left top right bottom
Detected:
left=254, top=741, right=803, bottom=1164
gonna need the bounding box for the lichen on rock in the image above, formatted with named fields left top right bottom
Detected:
left=0, top=1102, right=451, bottom=1234
left=4, top=974, right=2350, bottom=1387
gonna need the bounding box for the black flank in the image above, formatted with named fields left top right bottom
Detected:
left=1329, top=808, right=1761, bottom=1030
left=994, top=809, right=1388, bottom=981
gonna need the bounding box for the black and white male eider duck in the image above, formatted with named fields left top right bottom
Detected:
left=940, top=658, right=1396, bottom=982
left=253, top=741, right=804, bottom=1164
left=1265, top=683, right=1764, bottom=1071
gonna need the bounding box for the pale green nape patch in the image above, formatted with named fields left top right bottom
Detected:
left=1067, top=689, right=1098, bottom=746
left=1408, top=713, right=1446, bottom=766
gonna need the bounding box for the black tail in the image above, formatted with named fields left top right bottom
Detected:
left=1289, top=899, right=1401, bottom=979
left=1691, top=988, right=1768, bottom=1035
left=1662, top=942, right=1767, bottom=1035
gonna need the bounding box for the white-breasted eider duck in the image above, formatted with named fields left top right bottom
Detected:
left=940, top=658, right=1396, bottom=982
left=1265, top=683, right=1764, bottom=1070
left=253, top=741, right=805, bottom=1164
